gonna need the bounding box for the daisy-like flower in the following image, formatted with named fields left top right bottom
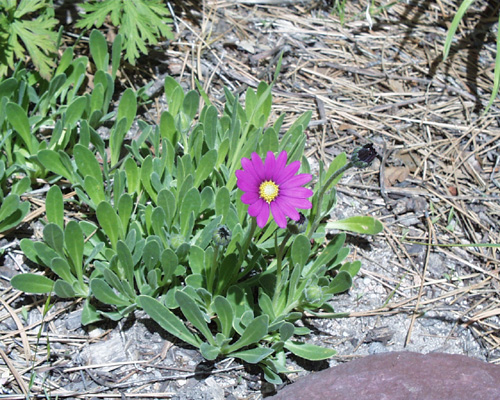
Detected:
left=236, top=151, right=313, bottom=229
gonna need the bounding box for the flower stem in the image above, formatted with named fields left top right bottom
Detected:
left=273, top=231, right=292, bottom=312
left=308, top=161, right=353, bottom=239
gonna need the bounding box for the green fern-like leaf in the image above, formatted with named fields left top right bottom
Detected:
left=76, top=0, right=174, bottom=65
left=0, top=0, right=58, bottom=79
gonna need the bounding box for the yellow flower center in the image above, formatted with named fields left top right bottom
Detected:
left=259, top=180, right=279, bottom=203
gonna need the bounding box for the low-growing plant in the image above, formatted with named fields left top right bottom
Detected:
left=12, top=60, right=382, bottom=381
left=0, top=0, right=59, bottom=79
left=0, top=29, right=122, bottom=235
left=75, top=0, right=174, bottom=65
left=0, top=159, right=31, bottom=233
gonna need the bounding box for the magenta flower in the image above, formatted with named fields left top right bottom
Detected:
left=236, top=151, right=313, bottom=229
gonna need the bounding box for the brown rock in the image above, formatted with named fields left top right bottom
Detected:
left=268, top=352, right=500, bottom=400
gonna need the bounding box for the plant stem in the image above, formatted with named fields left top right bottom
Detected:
left=308, top=161, right=353, bottom=239
left=273, top=231, right=292, bottom=312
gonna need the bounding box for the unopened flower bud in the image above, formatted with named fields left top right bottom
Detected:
left=213, top=225, right=231, bottom=247
left=287, top=212, right=308, bottom=235
left=304, top=285, right=323, bottom=304
left=351, top=144, right=377, bottom=169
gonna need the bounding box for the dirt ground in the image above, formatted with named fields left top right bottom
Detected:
left=1, top=0, right=500, bottom=398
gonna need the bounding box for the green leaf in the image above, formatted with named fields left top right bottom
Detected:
left=230, top=347, right=274, bottom=364
left=65, top=96, right=87, bottom=128
left=213, top=296, right=234, bottom=338
left=53, top=279, right=76, bottom=298
left=33, top=241, right=59, bottom=268
left=200, top=343, right=220, bottom=361
left=137, top=295, right=201, bottom=347
left=45, top=185, right=64, bottom=228
left=175, top=290, right=215, bottom=345
left=37, top=150, right=74, bottom=181
left=188, top=245, right=205, bottom=275
left=83, top=175, right=106, bottom=206
left=77, top=0, right=173, bottom=65
left=43, top=223, right=64, bottom=256
left=284, top=341, right=336, bottom=361
left=96, top=201, right=123, bottom=249
left=90, top=29, right=109, bottom=71
left=324, top=270, right=352, bottom=295
left=200, top=186, right=214, bottom=212
left=340, top=260, right=361, bottom=278
left=117, top=194, right=133, bottom=233
left=280, top=322, right=295, bottom=342
left=50, top=258, right=77, bottom=285
left=0, top=195, right=21, bottom=223
left=0, top=201, right=29, bottom=233
left=262, top=362, right=283, bottom=385
left=326, top=216, right=383, bottom=235
left=111, top=33, right=122, bottom=79
left=110, top=117, right=128, bottom=166
left=74, top=144, right=104, bottom=188
left=226, top=315, right=269, bottom=353
left=215, top=187, right=230, bottom=219
left=485, top=11, right=500, bottom=114
left=442, top=0, right=474, bottom=61
left=91, top=278, right=131, bottom=306
left=7, top=9, right=58, bottom=79
left=305, top=233, right=346, bottom=276
left=64, top=221, right=84, bottom=282
left=0, top=78, right=18, bottom=100
left=117, top=88, right=137, bottom=133
left=140, top=156, right=157, bottom=202
left=194, top=150, right=217, bottom=188
left=6, top=102, right=34, bottom=153
left=182, top=90, right=199, bottom=121
left=202, top=105, right=218, bottom=149
left=180, top=187, right=201, bottom=237
left=143, top=239, right=161, bottom=271
left=323, top=152, right=347, bottom=188
left=81, top=300, right=102, bottom=325
left=124, top=158, right=140, bottom=194
left=291, top=234, right=310, bottom=268
left=11, top=176, right=30, bottom=196
left=157, top=188, right=176, bottom=226
left=11, top=274, right=54, bottom=294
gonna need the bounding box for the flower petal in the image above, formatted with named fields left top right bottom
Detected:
left=248, top=199, right=265, bottom=217
left=264, top=151, right=276, bottom=180
left=279, top=173, right=312, bottom=189
left=256, top=204, right=270, bottom=228
left=275, top=160, right=300, bottom=184
left=241, top=158, right=260, bottom=184
left=241, top=191, right=260, bottom=204
left=275, top=151, right=288, bottom=175
left=279, top=196, right=312, bottom=210
left=270, top=201, right=287, bottom=229
left=236, top=170, right=259, bottom=192
left=274, top=197, right=300, bottom=221
left=280, top=187, right=314, bottom=199
left=251, top=152, right=266, bottom=181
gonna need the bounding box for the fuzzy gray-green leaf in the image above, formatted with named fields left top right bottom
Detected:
left=137, top=295, right=201, bottom=348
left=11, top=274, right=54, bottom=294
left=284, top=341, right=336, bottom=361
